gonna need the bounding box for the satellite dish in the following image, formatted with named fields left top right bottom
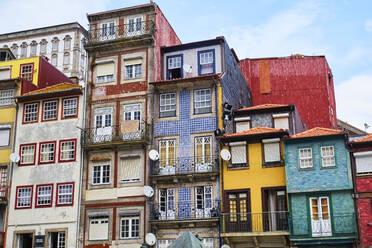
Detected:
left=144, top=186, right=154, bottom=197
left=221, top=245, right=231, bottom=248
left=10, top=153, right=20, bottom=163
left=149, top=150, right=159, bottom=161
left=220, top=149, right=231, bottom=161
left=183, top=64, right=192, bottom=73
left=145, top=233, right=157, bottom=246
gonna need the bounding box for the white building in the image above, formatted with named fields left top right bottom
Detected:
left=0, top=23, right=88, bottom=83
left=8, top=82, right=84, bottom=248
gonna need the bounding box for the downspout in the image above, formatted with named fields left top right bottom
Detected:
left=349, top=148, right=361, bottom=247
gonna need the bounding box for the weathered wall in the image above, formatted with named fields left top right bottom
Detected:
left=358, top=197, right=372, bottom=247
left=239, top=56, right=337, bottom=129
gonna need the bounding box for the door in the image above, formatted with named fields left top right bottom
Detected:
left=262, top=188, right=288, bottom=231
left=127, top=17, right=142, bottom=36
left=195, top=186, right=213, bottom=218
left=159, top=139, right=176, bottom=174
left=310, top=196, right=332, bottom=237
left=94, top=107, right=113, bottom=143
left=194, top=136, right=212, bottom=172
left=226, top=192, right=251, bottom=232
left=122, top=104, right=141, bottom=139
left=159, top=189, right=175, bottom=220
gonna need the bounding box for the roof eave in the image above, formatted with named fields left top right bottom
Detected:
left=17, top=88, right=83, bottom=102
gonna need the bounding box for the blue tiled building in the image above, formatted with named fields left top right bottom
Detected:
left=284, top=127, right=356, bottom=247
left=149, top=37, right=251, bottom=248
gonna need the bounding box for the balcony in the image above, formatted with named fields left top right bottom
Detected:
left=81, top=120, right=150, bottom=149
left=150, top=156, right=218, bottom=183
left=85, top=21, right=154, bottom=49
left=0, top=186, right=6, bottom=204
left=149, top=200, right=220, bottom=228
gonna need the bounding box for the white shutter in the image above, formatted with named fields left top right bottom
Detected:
left=355, top=152, right=372, bottom=174
left=0, top=68, right=11, bottom=80
left=96, top=62, right=114, bottom=76
left=120, top=156, right=141, bottom=182
left=263, top=141, right=281, bottom=162
left=0, top=129, right=10, bottom=146
left=274, top=117, right=289, bottom=130
left=89, top=218, right=109, bottom=240
left=231, top=142, right=247, bottom=164
left=236, top=121, right=250, bottom=132
left=124, top=58, right=142, bottom=66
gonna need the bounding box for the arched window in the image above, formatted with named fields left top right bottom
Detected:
left=64, top=35, right=72, bottom=50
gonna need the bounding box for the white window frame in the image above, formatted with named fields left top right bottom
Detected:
left=20, top=144, right=35, bottom=165
left=0, top=126, right=10, bottom=147
left=63, top=97, right=78, bottom=118
left=101, top=22, right=115, bottom=39
left=43, top=100, right=58, bottom=120
left=64, top=38, right=71, bottom=50
left=40, top=142, right=55, bottom=163
left=321, top=146, right=335, bottom=167
left=120, top=156, right=141, bottom=183
left=49, top=232, right=66, bottom=248
left=92, top=164, right=110, bottom=185
left=16, top=186, right=32, bottom=208
left=52, top=41, right=59, bottom=52
left=89, top=217, right=109, bottom=241
left=36, top=185, right=52, bottom=206
left=159, top=139, right=176, bottom=166
left=262, top=138, right=281, bottom=163
left=21, top=64, right=33, bottom=81
left=125, top=64, right=142, bottom=79
left=168, top=56, right=181, bottom=69
left=40, top=42, right=47, bottom=54
left=159, top=93, right=176, bottom=118
left=51, top=55, right=58, bottom=66
left=194, top=88, right=212, bottom=114
left=120, top=216, right=140, bottom=239
left=299, top=148, right=313, bottom=169
left=57, top=183, right=73, bottom=205
left=24, top=103, right=38, bottom=123
left=230, top=142, right=247, bottom=167
left=127, top=17, right=142, bottom=35
left=30, top=45, right=37, bottom=56
left=60, top=140, right=76, bottom=161
left=63, top=52, right=70, bottom=65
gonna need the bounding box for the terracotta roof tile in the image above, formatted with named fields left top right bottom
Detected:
left=290, top=127, right=342, bottom=139
left=352, top=133, right=372, bottom=143
left=223, top=126, right=284, bottom=138
left=236, top=104, right=289, bottom=112
left=22, top=82, right=82, bottom=96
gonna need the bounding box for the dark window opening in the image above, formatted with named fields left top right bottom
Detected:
left=17, top=233, right=33, bottom=248
left=168, top=68, right=181, bottom=79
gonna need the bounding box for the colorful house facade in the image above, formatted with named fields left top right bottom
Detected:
left=219, top=104, right=304, bottom=247
left=149, top=37, right=251, bottom=248
left=285, top=127, right=356, bottom=247
left=349, top=133, right=372, bottom=248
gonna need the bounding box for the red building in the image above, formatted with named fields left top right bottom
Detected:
left=239, top=55, right=337, bottom=129
left=350, top=134, right=372, bottom=248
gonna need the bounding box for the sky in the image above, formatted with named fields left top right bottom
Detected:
left=0, top=0, right=371, bottom=131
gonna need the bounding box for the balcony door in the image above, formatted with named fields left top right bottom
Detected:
left=194, top=136, right=212, bottom=172
left=310, top=196, right=332, bottom=237
left=262, top=188, right=288, bottom=231
left=159, top=139, right=176, bottom=174
left=195, top=186, right=213, bottom=218
left=122, top=104, right=141, bottom=140
left=158, top=188, right=175, bottom=220
left=127, top=17, right=142, bottom=36
left=94, top=107, right=113, bottom=142
left=225, top=191, right=251, bottom=232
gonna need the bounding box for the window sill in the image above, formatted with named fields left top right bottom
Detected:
left=298, top=166, right=315, bottom=171
left=119, top=237, right=141, bottom=240
left=262, top=161, right=284, bottom=168
left=320, top=165, right=337, bottom=170
left=228, top=163, right=249, bottom=170
left=120, top=180, right=141, bottom=184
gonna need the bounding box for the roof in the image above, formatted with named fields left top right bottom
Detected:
left=239, top=54, right=326, bottom=62
left=290, top=127, right=343, bottom=139
left=162, top=37, right=225, bottom=53
left=236, top=104, right=290, bottom=112
left=150, top=74, right=221, bottom=86
left=22, top=82, right=81, bottom=96
left=223, top=127, right=285, bottom=138
left=352, top=134, right=372, bottom=143
left=168, top=231, right=204, bottom=248
left=87, top=3, right=154, bottom=20
left=337, top=119, right=367, bottom=136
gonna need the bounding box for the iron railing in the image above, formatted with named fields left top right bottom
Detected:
left=81, top=120, right=149, bottom=146
left=88, top=21, right=154, bottom=43
left=289, top=213, right=356, bottom=237
left=221, top=212, right=289, bottom=233
left=151, top=156, right=218, bottom=176
left=150, top=200, right=220, bottom=221
left=0, top=186, right=6, bottom=202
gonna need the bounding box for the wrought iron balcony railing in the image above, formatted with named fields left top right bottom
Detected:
left=151, top=156, right=218, bottom=176
left=81, top=120, right=149, bottom=146
left=150, top=200, right=220, bottom=221
left=221, top=212, right=289, bottom=233
left=87, top=21, right=154, bottom=44
left=0, top=185, right=7, bottom=202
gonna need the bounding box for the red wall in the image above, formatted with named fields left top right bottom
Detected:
left=239, top=56, right=337, bottom=129
left=154, top=5, right=181, bottom=81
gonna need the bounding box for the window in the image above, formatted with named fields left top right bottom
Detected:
left=64, top=37, right=71, bottom=50
left=124, top=103, right=141, bottom=121
left=20, top=64, right=34, bottom=82
left=30, top=42, right=37, bottom=56
left=63, top=53, right=70, bottom=65
left=0, top=126, right=10, bottom=147
left=20, top=43, right=27, bottom=57
left=56, top=183, right=74, bottom=206
left=39, top=142, right=56, bottom=164
left=195, top=186, right=213, bottom=218
left=101, top=22, right=115, bottom=39
left=128, top=17, right=142, bottom=35
left=0, top=167, right=7, bottom=199
left=51, top=54, right=58, bottom=66
left=262, top=138, right=281, bottom=164
left=120, top=156, right=141, bottom=183
left=354, top=152, right=372, bottom=174
left=52, top=39, right=59, bottom=52
left=120, top=216, right=139, bottom=238
left=40, top=40, right=47, bottom=54
left=198, top=50, right=215, bottom=75
left=125, top=64, right=142, bottom=79
left=158, top=240, right=173, bottom=248
left=321, top=146, right=335, bottom=167
left=43, top=100, right=58, bottom=121
left=167, top=55, right=182, bottom=79
left=11, top=44, right=18, bottom=57
left=230, top=142, right=248, bottom=168
left=194, top=136, right=212, bottom=169
left=96, top=62, right=114, bottom=83
left=94, top=108, right=113, bottom=142
left=59, top=139, right=76, bottom=162
left=92, top=165, right=110, bottom=185
left=194, top=89, right=212, bottom=114
left=49, top=232, right=66, bottom=248
left=89, top=216, right=109, bottom=240
left=20, top=144, right=36, bottom=165
left=299, top=148, right=313, bottom=168
left=24, top=102, right=38, bottom=123
left=159, top=93, right=176, bottom=118
left=202, top=238, right=214, bottom=248
left=159, top=139, right=175, bottom=167
left=35, top=184, right=53, bottom=207
left=62, top=97, right=78, bottom=118
left=309, top=196, right=332, bottom=236
left=158, top=188, right=175, bottom=220
left=235, top=118, right=251, bottom=132
left=273, top=113, right=289, bottom=130
left=17, top=233, right=33, bottom=248
left=16, top=186, right=33, bottom=209
left=0, top=89, right=14, bottom=105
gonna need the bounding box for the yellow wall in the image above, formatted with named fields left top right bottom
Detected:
left=223, top=142, right=286, bottom=213
left=0, top=57, right=40, bottom=86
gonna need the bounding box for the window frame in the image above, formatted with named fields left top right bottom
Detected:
left=193, top=88, right=212, bottom=115
left=166, top=54, right=183, bottom=80
left=321, top=145, right=336, bottom=168
left=56, top=182, right=74, bottom=207
left=35, top=184, right=53, bottom=208
left=15, top=185, right=33, bottom=209
left=38, top=141, right=56, bottom=165
left=19, top=143, right=37, bottom=166
left=120, top=215, right=140, bottom=239
left=42, top=99, right=59, bottom=122
left=124, top=64, right=142, bottom=79
left=63, top=52, right=70, bottom=65
left=61, top=97, right=79, bottom=119
left=0, top=89, right=15, bottom=106
left=58, top=139, right=77, bottom=163
left=197, top=49, right=215, bottom=75
left=159, top=92, right=177, bottom=118
left=262, top=139, right=283, bottom=167
left=23, top=102, right=39, bottom=124
left=299, top=147, right=313, bottom=169
left=0, top=126, right=11, bottom=147
left=92, top=164, right=111, bottom=185
left=20, top=63, right=34, bottom=83
left=229, top=142, right=249, bottom=169
left=88, top=216, right=109, bottom=241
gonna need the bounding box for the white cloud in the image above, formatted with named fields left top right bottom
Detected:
left=336, top=74, right=372, bottom=131
left=365, top=19, right=372, bottom=32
